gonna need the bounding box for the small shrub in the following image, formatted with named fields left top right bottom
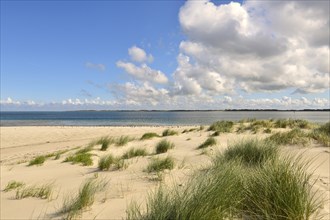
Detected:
left=155, top=140, right=174, bottom=154
left=28, top=156, right=46, bottom=166
left=4, top=181, right=25, bottom=192
left=222, top=139, right=278, bottom=166
left=15, top=183, right=53, bottom=200
left=60, top=178, right=108, bottom=219
left=211, top=131, right=220, bottom=136
left=98, top=154, right=115, bottom=171
left=141, top=133, right=160, bottom=140
left=208, top=120, right=234, bottom=133
left=198, top=137, right=217, bottom=149
left=64, top=153, right=93, bottom=166
left=146, top=157, right=175, bottom=173
left=162, top=129, right=178, bottom=136
left=122, top=148, right=147, bottom=159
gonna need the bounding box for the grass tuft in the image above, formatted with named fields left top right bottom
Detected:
left=155, top=139, right=175, bottom=154
left=266, top=128, right=310, bottom=146
left=28, top=156, right=46, bottom=166
left=122, top=148, right=148, bottom=159
left=221, top=139, right=278, bottom=166
left=146, top=157, right=175, bottom=173
left=140, top=132, right=160, bottom=140
left=15, top=183, right=53, bottom=200
left=162, top=129, right=178, bottom=137
left=116, top=135, right=134, bottom=146
left=208, top=120, right=234, bottom=133
left=60, top=178, right=108, bottom=220
left=309, top=122, right=330, bottom=147
left=198, top=137, right=217, bottom=149
left=4, top=181, right=25, bottom=192
left=98, top=154, right=115, bottom=171
left=128, top=138, right=322, bottom=220
left=64, top=153, right=93, bottom=166
left=95, top=136, right=114, bottom=151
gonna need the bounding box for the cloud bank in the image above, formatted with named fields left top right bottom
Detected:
left=2, top=0, right=329, bottom=110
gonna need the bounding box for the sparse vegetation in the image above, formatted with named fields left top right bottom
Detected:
left=115, top=135, right=134, bottom=146
left=198, top=137, right=217, bottom=149
left=274, top=119, right=312, bottom=129
left=98, top=154, right=115, bottom=171
left=208, top=120, right=234, bottom=133
left=309, top=122, right=330, bottom=147
left=96, top=136, right=114, bottom=151
left=146, top=157, right=175, bottom=173
left=98, top=154, right=128, bottom=171
left=162, top=129, right=178, bottom=136
left=4, top=181, right=25, bottom=192
left=76, top=145, right=94, bottom=154
left=221, top=139, right=278, bottom=166
left=64, top=152, right=93, bottom=166
left=128, top=139, right=321, bottom=220
left=15, top=183, right=53, bottom=200
left=266, top=128, right=310, bottom=146
left=122, top=148, right=148, bottom=159
left=141, top=132, right=160, bottom=140
left=60, top=178, right=108, bottom=220
left=28, top=156, right=46, bottom=166
left=155, top=139, right=175, bottom=154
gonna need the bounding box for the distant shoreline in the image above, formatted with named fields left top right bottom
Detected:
left=1, top=109, right=329, bottom=113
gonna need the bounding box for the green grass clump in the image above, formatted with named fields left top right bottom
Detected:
left=198, top=137, right=217, bottom=149
left=208, top=120, right=234, bottom=133
left=4, top=181, right=25, bottom=192
left=146, top=157, right=175, bottom=173
left=141, top=132, right=160, bottom=140
left=60, top=178, right=108, bottom=220
left=162, top=129, right=178, bottom=136
left=155, top=139, right=175, bottom=154
left=64, top=153, right=93, bottom=166
left=274, top=119, right=312, bottom=129
left=243, top=157, right=321, bottom=219
left=28, top=156, right=46, bottom=166
left=122, top=148, right=148, bottom=159
left=128, top=138, right=322, bottom=220
left=15, top=183, right=53, bottom=200
left=221, top=139, right=278, bottom=166
left=95, top=136, right=114, bottom=151
left=76, top=145, right=94, bottom=154
left=115, top=135, right=134, bottom=146
left=309, top=122, right=330, bottom=147
left=98, top=154, right=115, bottom=171
left=266, top=128, right=310, bottom=146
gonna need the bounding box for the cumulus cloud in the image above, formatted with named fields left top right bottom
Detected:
left=128, top=46, right=154, bottom=63
left=85, top=62, right=106, bottom=72
left=116, top=61, right=168, bottom=84
left=175, top=0, right=329, bottom=95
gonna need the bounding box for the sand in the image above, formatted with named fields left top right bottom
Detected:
left=1, top=126, right=329, bottom=219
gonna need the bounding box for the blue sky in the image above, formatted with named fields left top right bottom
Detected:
left=1, top=0, right=329, bottom=110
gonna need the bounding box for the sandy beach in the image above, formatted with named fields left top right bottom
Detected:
left=1, top=125, right=329, bottom=219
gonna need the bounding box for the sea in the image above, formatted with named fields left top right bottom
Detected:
left=0, top=111, right=329, bottom=126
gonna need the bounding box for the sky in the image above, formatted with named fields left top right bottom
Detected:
left=1, top=0, right=329, bottom=110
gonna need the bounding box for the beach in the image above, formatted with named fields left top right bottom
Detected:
left=1, top=124, right=329, bottom=219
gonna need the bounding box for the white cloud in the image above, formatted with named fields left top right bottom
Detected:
left=116, top=61, right=168, bottom=84
left=176, top=0, right=329, bottom=95
left=128, top=46, right=154, bottom=63
left=85, top=62, right=106, bottom=72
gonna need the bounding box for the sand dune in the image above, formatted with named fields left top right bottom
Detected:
left=1, top=125, right=329, bottom=219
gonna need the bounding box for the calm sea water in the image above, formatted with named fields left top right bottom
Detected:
left=0, top=111, right=329, bottom=126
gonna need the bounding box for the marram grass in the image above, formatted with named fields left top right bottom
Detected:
left=128, top=139, right=322, bottom=220
left=155, top=139, right=175, bottom=154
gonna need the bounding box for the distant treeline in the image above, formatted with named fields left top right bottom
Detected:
left=74, top=109, right=330, bottom=112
